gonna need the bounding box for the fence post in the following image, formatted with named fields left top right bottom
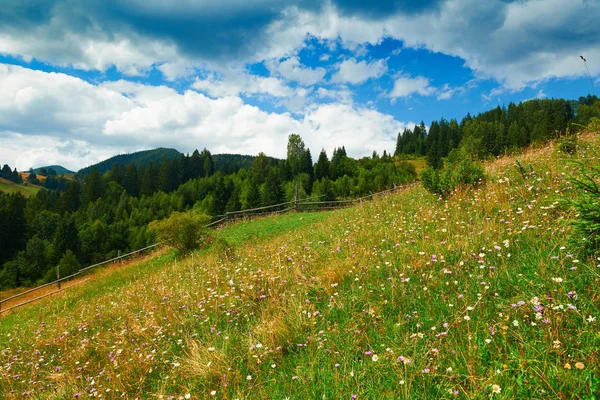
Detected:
left=57, top=264, right=61, bottom=290
left=295, top=182, right=299, bottom=211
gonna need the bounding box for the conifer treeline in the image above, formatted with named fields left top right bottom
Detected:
left=395, top=95, right=599, bottom=168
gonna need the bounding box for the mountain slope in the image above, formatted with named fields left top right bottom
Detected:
left=1, top=135, right=598, bottom=398
left=31, top=165, right=74, bottom=174
left=77, top=148, right=182, bottom=175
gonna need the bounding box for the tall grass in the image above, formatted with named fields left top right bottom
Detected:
left=1, top=135, right=599, bottom=399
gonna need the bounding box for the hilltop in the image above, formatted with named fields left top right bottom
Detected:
left=31, top=165, right=74, bottom=175
left=0, top=133, right=599, bottom=398
left=76, top=147, right=281, bottom=176
left=77, top=148, right=182, bottom=175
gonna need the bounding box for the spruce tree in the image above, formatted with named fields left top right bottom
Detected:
left=315, top=149, right=330, bottom=181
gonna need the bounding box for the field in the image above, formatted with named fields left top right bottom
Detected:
left=1, top=136, right=599, bottom=399
left=0, top=177, right=42, bottom=197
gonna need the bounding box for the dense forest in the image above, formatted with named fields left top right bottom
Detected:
left=0, top=95, right=598, bottom=291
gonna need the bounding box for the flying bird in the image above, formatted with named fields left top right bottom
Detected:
left=580, top=55, right=587, bottom=62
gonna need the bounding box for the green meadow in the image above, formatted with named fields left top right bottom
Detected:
left=1, top=134, right=599, bottom=399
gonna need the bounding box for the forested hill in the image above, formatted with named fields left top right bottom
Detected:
left=77, top=148, right=181, bottom=176
left=31, top=165, right=74, bottom=175
left=77, top=148, right=281, bottom=177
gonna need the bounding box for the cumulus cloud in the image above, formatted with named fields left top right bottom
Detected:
left=316, top=86, right=354, bottom=104
left=266, top=56, right=326, bottom=86
left=331, top=58, right=387, bottom=85
left=192, top=71, right=296, bottom=98
left=0, top=64, right=411, bottom=170
left=390, top=75, right=435, bottom=99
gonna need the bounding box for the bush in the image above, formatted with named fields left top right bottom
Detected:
left=420, top=148, right=485, bottom=196
left=58, top=250, right=81, bottom=278
left=149, top=211, right=212, bottom=254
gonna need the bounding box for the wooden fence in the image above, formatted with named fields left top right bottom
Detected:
left=0, top=182, right=416, bottom=315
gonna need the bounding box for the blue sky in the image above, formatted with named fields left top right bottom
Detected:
left=0, top=0, right=598, bottom=171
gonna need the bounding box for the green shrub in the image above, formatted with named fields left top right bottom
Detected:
left=420, top=147, right=485, bottom=196
left=149, top=211, right=212, bottom=254
left=58, top=250, right=81, bottom=278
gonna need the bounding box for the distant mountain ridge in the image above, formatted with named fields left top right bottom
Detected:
left=31, top=165, right=74, bottom=174
left=77, top=148, right=181, bottom=175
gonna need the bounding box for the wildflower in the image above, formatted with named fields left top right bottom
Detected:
left=210, top=391, right=216, bottom=396
left=246, top=375, right=252, bottom=381
left=575, top=362, right=585, bottom=370
left=587, top=315, right=596, bottom=323
left=491, top=384, right=501, bottom=394
left=464, top=315, right=471, bottom=321
left=551, top=277, right=563, bottom=283
left=564, top=363, right=571, bottom=369
left=512, top=320, right=519, bottom=327
left=553, top=340, right=561, bottom=349
left=372, top=354, right=379, bottom=362
left=185, top=394, right=191, bottom=399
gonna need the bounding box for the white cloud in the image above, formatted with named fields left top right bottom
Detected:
left=0, top=133, right=121, bottom=172
left=0, top=30, right=180, bottom=77
left=316, top=87, right=353, bottom=104
left=157, top=62, right=197, bottom=81
left=331, top=58, right=387, bottom=85
left=436, top=84, right=455, bottom=100
left=390, top=75, right=435, bottom=99
left=192, top=72, right=295, bottom=98
left=266, top=56, right=326, bottom=86
left=319, top=54, right=331, bottom=61
left=0, top=64, right=412, bottom=170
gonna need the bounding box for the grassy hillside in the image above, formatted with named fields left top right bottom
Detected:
left=1, top=136, right=599, bottom=398
left=0, top=177, right=42, bottom=197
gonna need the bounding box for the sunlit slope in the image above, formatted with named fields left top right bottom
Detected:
left=1, top=137, right=599, bottom=399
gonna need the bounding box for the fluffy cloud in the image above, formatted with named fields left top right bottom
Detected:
left=192, top=72, right=295, bottom=98
left=331, top=58, right=387, bottom=85
left=266, top=56, right=326, bottom=86
left=0, top=64, right=411, bottom=170
left=390, top=75, right=435, bottom=98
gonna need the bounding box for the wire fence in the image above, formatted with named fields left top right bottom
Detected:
left=0, top=182, right=417, bottom=315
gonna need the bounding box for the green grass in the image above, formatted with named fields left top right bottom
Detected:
left=215, top=211, right=332, bottom=246
left=1, top=136, right=599, bottom=399
left=0, top=179, right=42, bottom=197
